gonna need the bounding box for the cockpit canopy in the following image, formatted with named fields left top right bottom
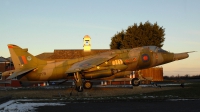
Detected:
left=143, top=46, right=168, bottom=53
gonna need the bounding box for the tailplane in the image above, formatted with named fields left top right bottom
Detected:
left=7, top=44, right=46, bottom=70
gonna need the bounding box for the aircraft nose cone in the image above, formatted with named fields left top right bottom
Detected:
left=174, top=53, right=189, bottom=60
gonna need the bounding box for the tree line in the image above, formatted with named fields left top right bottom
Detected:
left=110, top=21, right=165, bottom=49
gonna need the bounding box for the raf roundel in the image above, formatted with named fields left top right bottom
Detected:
left=141, top=54, right=150, bottom=62
left=27, top=56, right=32, bottom=61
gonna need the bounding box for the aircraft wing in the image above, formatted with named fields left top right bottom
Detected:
left=65, top=51, right=116, bottom=73
left=7, top=67, right=36, bottom=79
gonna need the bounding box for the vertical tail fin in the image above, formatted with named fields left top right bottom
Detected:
left=7, top=44, right=46, bottom=70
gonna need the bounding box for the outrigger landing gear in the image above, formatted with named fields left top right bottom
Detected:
left=74, top=72, right=83, bottom=92
left=76, top=86, right=83, bottom=92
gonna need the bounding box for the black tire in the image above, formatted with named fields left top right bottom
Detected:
left=84, top=81, right=92, bottom=89
left=131, top=78, right=140, bottom=86
left=76, top=86, right=83, bottom=92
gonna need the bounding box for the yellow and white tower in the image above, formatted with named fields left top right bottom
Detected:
left=83, top=35, right=91, bottom=52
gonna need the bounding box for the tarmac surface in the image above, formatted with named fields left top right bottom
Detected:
left=0, top=85, right=180, bottom=99
left=0, top=84, right=200, bottom=112
left=35, top=100, right=200, bottom=112
left=1, top=98, right=200, bottom=112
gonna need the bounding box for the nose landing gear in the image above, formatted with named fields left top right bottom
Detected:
left=131, top=78, right=140, bottom=86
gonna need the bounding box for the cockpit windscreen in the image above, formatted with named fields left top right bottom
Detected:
left=144, top=46, right=168, bottom=53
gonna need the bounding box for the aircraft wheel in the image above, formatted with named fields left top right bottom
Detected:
left=84, top=81, right=92, bottom=89
left=76, top=86, right=83, bottom=92
left=131, top=78, right=140, bottom=86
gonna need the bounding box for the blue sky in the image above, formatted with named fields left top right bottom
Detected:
left=0, top=0, right=199, bottom=76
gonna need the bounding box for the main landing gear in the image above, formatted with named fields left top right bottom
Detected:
left=83, top=81, right=93, bottom=89
left=73, top=72, right=93, bottom=92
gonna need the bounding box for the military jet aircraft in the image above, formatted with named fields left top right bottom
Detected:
left=6, top=44, right=191, bottom=92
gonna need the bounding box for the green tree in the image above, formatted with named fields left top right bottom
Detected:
left=110, top=21, right=165, bottom=49
left=110, top=30, right=125, bottom=49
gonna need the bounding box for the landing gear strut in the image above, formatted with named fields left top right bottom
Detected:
left=74, top=72, right=83, bottom=92
left=131, top=70, right=142, bottom=86
left=76, top=86, right=83, bottom=92
left=131, top=70, right=152, bottom=86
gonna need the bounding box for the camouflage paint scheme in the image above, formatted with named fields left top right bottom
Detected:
left=6, top=44, right=190, bottom=92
